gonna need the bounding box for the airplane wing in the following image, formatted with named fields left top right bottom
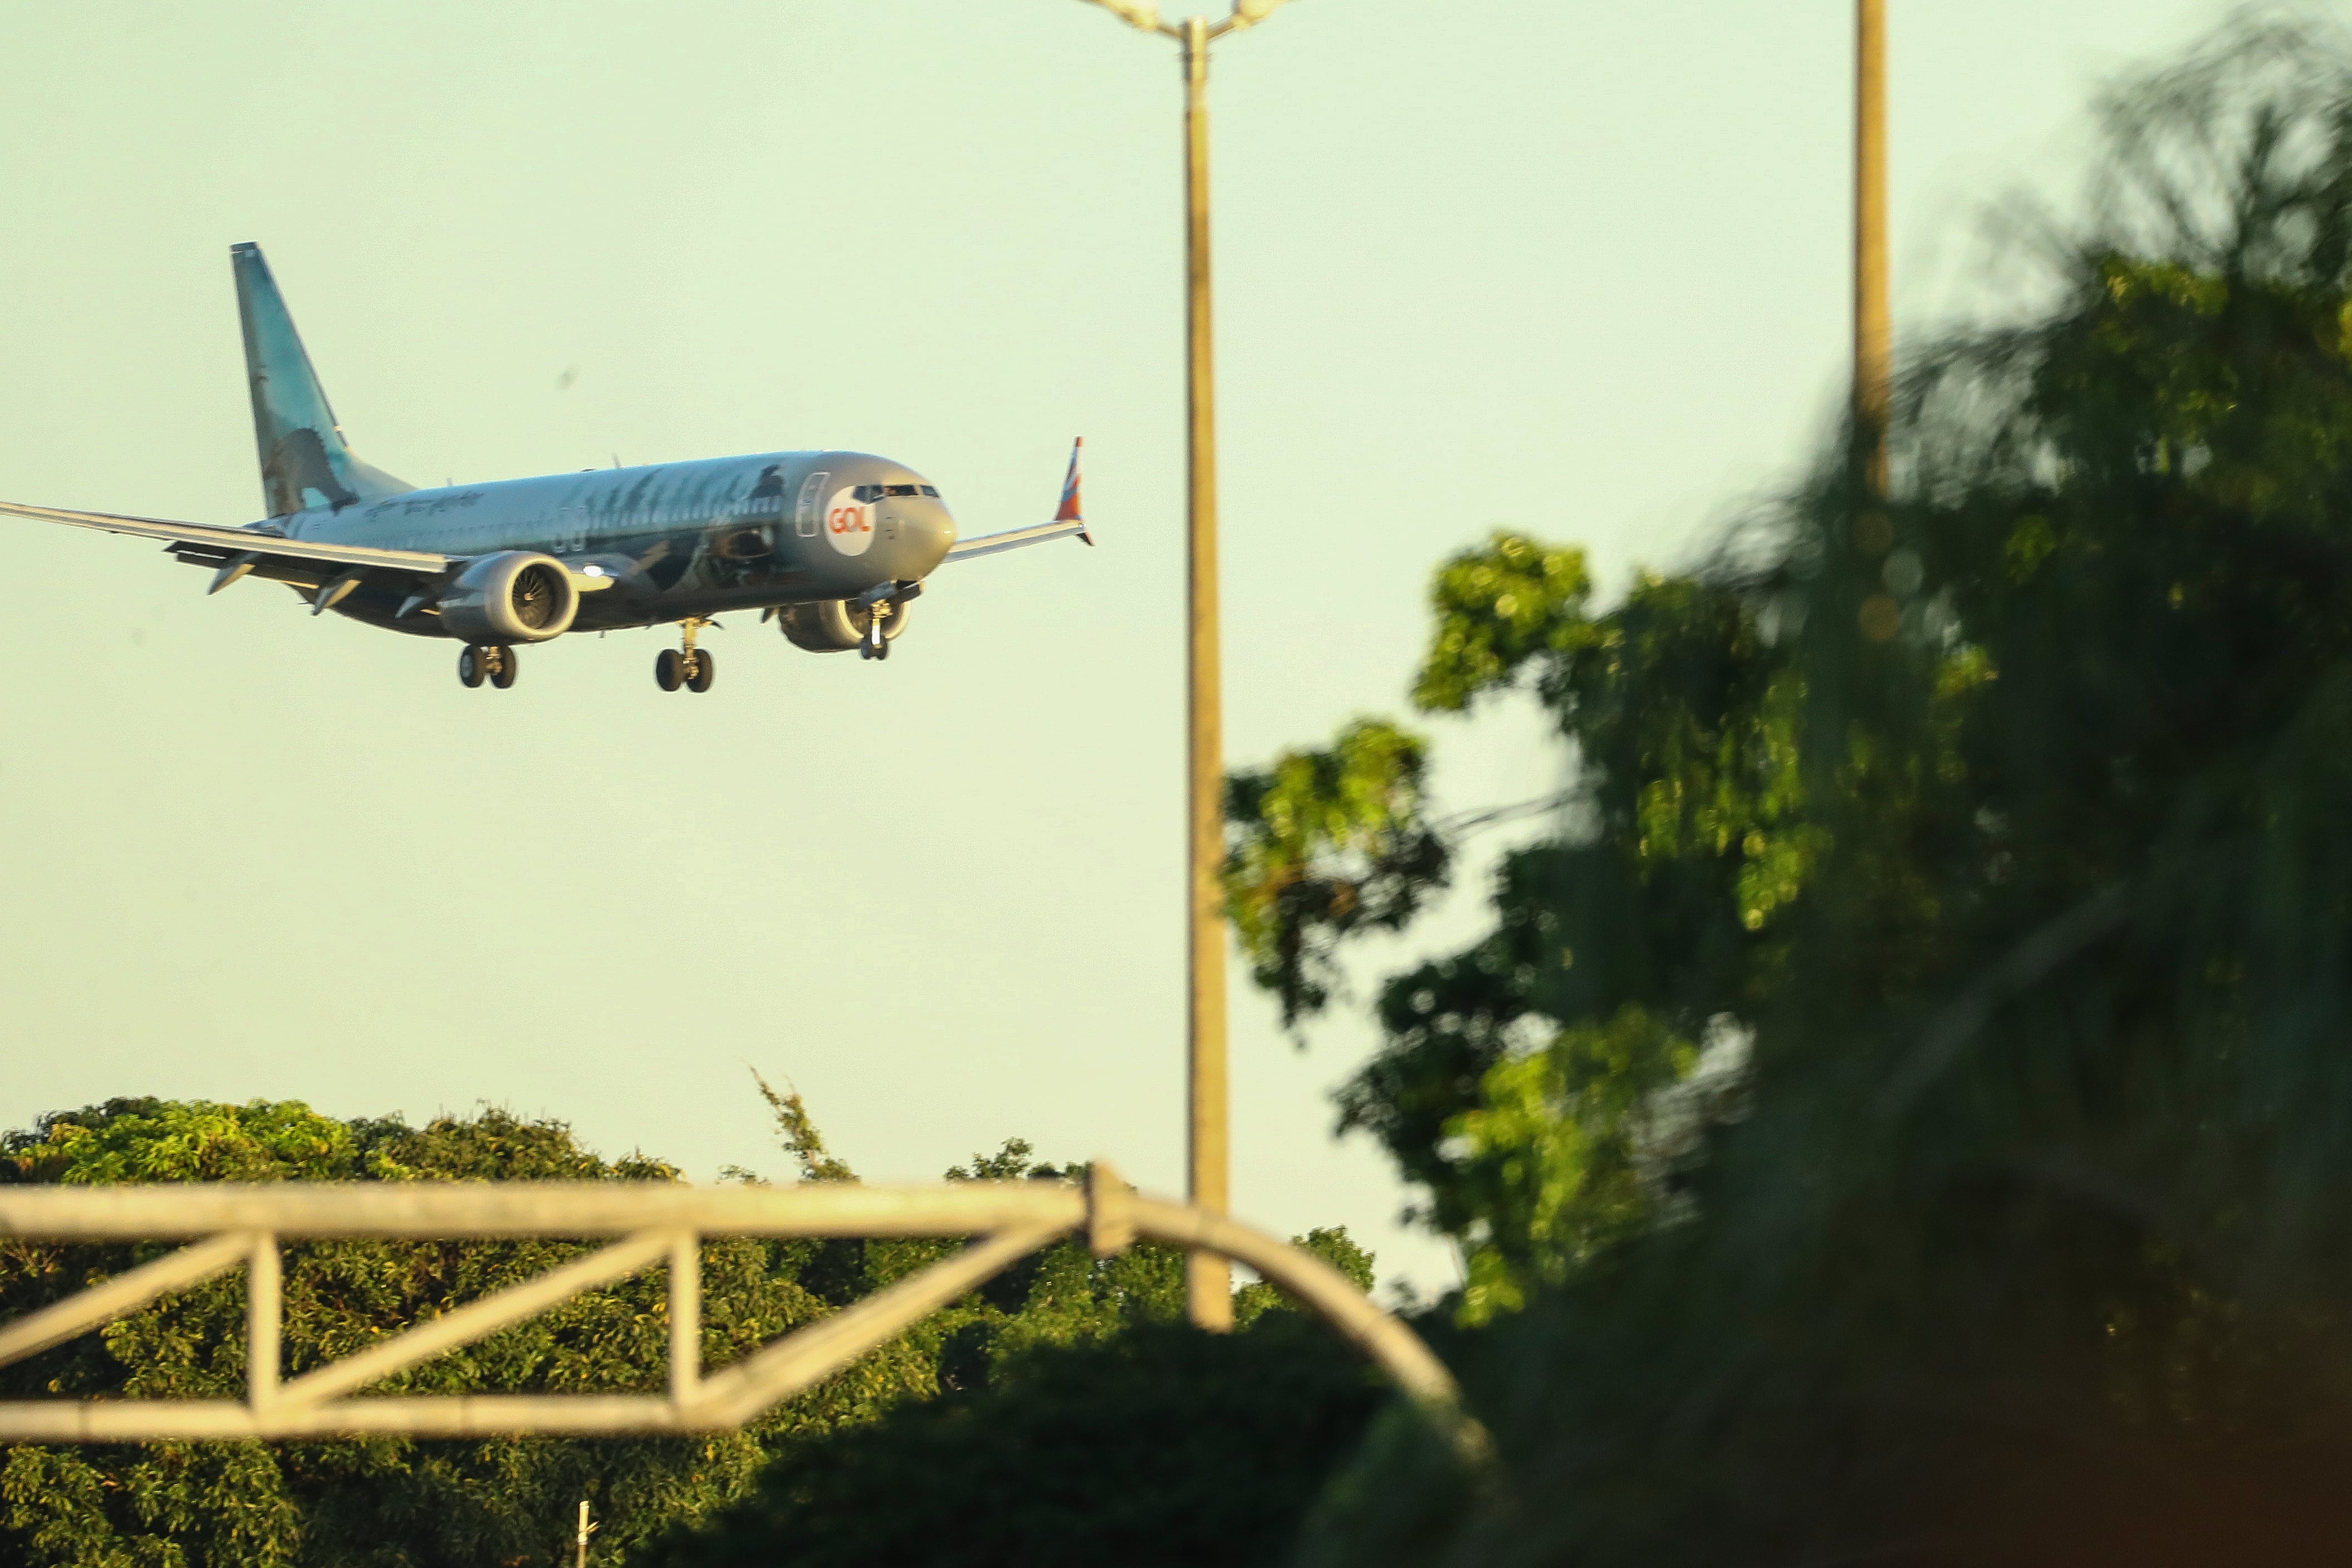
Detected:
left=0, top=499, right=451, bottom=576
left=940, top=438, right=1094, bottom=566
left=942, top=518, right=1091, bottom=564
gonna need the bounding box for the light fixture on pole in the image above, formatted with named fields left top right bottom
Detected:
left=1073, top=0, right=1305, bottom=1332
left=1083, top=0, right=1298, bottom=38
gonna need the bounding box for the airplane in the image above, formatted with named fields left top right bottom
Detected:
left=0, top=244, right=1091, bottom=693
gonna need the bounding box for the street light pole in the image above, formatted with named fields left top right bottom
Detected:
left=1077, top=0, right=1301, bottom=1331
left=1855, top=0, right=1890, bottom=496
left=1178, top=13, right=1232, bottom=1333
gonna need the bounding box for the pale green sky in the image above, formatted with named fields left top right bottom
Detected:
left=0, top=0, right=2281, bottom=1293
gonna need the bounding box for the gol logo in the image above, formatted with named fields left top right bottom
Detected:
left=823, top=488, right=875, bottom=557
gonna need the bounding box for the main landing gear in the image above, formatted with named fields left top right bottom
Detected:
left=457, top=645, right=519, bottom=689
left=655, top=619, right=717, bottom=694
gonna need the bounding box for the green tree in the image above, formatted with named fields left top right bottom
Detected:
left=0, top=1095, right=910, bottom=1568
left=641, top=1115, right=1393, bottom=1568
left=0, top=1088, right=1389, bottom=1566
left=1223, top=717, right=1451, bottom=1028
left=1262, top=20, right=2352, bottom=1564
left=635, top=1232, right=1383, bottom=1568
left=1227, top=540, right=1809, bottom=1311
left=638, top=1317, right=1384, bottom=1568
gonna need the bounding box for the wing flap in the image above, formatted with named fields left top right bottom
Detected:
left=0, top=499, right=450, bottom=574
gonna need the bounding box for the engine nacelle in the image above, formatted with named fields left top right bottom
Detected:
left=778, top=598, right=910, bottom=653
left=437, top=551, right=579, bottom=644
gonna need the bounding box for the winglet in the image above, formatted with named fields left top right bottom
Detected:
left=1055, top=438, right=1091, bottom=545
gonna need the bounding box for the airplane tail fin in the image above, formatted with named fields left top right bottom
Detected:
left=231, top=243, right=414, bottom=517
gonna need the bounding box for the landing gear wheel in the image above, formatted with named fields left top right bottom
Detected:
left=655, top=648, right=684, bottom=692
left=687, top=649, right=716, bottom=693
left=489, top=645, right=519, bottom=689
left=458, top=646, right=487, bottom=688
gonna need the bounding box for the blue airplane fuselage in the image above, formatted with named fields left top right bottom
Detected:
left=280, top=450, right=957, bottom=635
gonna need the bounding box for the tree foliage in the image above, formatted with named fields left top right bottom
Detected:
left=1222, top=717, right=1450, bottom=1026
left=639, top=1316, right=1383, bottom=1568
left=0, top=1097, right=888, bottom=1568
left=0, top=1091, right=1385, bottom=1567
left=1232, top=20, right=2352, bottom=1564
left=1227, top=533, right=1807, bottom=1305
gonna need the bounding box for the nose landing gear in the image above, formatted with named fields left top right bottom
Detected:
left=655, top=619, right=717, bottom=693
left=860, top=607, right=890, bottom=661
left=457, top=645, right=519, bottom=689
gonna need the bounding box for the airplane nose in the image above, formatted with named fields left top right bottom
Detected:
left=889, top=498, right=956, bottom=576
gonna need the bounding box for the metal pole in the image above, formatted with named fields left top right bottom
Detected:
left=247, top=1233, right=278, bottom=1410
left=1180, top=12, right=1233, bottom=1332
left=668, top=1231, right=700, bottom=1401
left=576, top=1500, right=594, bottom=1568
left=1854, top=0, right=1890, bottom=497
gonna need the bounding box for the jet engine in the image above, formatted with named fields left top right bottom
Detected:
left=778, top=598, right=910, bottom=653
left=437, top=551, right=579, bottom=644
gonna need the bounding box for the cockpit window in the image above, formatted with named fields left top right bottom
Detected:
left=852, top=483, right=929, bottom=501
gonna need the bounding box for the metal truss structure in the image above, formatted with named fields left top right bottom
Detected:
left=0, top=1166, right=1482, bottom=1458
